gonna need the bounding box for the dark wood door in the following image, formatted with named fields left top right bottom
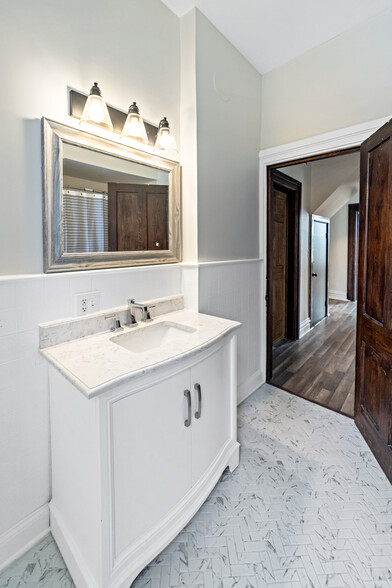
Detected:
left=356, top=119, right=392, bottom=483
left=272, top=189, right=288, bottom=345
left=311, top=215, right=329, bottom=327
left=147, top=192, right=168, bottom=250
left=108, top=183, right=168, bottom=251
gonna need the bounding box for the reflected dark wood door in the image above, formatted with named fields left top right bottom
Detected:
left=108, top=183, right=168, bottom=251
left=356, top=119, right=392, bottom=483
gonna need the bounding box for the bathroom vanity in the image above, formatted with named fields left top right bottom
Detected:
left=40, top=295, right=240, bottom=588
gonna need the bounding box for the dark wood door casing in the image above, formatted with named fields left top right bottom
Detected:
left=267, top=169, right=301, bottom=380
left=355, top=119, right=392, bottom=483
left=347, top=203, right=360, bottom=302
left=272, top=189, right=288, bottom=345
left=108, top=183, right=168, bottom=252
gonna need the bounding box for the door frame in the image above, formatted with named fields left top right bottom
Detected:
left=259, top=116, right=389, bottom=384
left=310, top=214, right=330, bottom=327
left=266, top=169, right=301, bottom=380
left=347, top=203, right=360, bottom=301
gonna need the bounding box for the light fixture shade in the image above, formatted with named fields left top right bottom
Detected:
left=153, top=117, right=178, bottom=153
left=120, top=102, right=148, bottom=144
left=79, top=82, right=113, bottom=132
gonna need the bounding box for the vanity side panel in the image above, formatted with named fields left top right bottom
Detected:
left=49, top=367, right=101, bottom=588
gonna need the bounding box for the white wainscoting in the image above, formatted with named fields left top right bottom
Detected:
left=0, top=264, right=184, bottom=569
left=0, top=259, right=264, bottom=569
left=198, top=259, right=264, bottom=404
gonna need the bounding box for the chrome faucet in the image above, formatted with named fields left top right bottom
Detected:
left=128, top=298, right=154, bottom=322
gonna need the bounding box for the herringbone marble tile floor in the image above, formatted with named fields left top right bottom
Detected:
left=1, top=384, right=391, bottom=588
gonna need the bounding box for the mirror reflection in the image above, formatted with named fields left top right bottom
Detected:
left=62, top=143, right=169, bottom=254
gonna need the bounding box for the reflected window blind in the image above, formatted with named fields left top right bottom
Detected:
left=63, top=189, right=108, bottom=253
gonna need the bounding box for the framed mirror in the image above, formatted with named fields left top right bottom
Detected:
left=42, top=118, right=181, bottom=272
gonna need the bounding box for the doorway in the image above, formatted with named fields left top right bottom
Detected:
left=266, top=150, right=360, bottom=417
left=266, top=169, right=301, bottom=380
left=260, top=115, right=392, bottom=481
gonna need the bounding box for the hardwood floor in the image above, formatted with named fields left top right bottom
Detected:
left=270, top=300, right=356, bottom=417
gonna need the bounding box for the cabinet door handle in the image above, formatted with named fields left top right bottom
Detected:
left=194, top=383, right=202, bottom=419
left=184, top=389, right=191, bottom=427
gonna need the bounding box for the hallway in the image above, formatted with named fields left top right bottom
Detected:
left=270, top=300, right=356, bottom=417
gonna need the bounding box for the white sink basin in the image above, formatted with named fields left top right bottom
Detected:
left=110, top=321, right=197, bottom=353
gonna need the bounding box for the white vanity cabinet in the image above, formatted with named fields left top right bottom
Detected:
left=48, top=334, right=239, bottom=588
left=112, top=370, right=192, bottom=555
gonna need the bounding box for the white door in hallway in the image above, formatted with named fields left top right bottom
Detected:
left=311, top=215, right=329, bottom=326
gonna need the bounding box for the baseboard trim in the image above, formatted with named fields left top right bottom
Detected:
left=50, top=506, right=98, bottom=588
left=0, top=505, right=49, bottom=572
left=238, top=369, right=264, bottom=405
left=328, top=290, right=349, bottom=302
left=299, top=317, right=311, bottom=339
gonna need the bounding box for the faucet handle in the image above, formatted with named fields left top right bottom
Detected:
left=104, top=313, right=122, bottom=332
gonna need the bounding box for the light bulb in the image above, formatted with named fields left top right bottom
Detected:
left=79, top=82, right=113, bottom=132
left=121, top=102, right=148, bottom=144
left=154, top=117, right=178, bottom=154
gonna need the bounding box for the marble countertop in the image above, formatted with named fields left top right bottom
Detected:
left=41, top=310, right=241, bottom=398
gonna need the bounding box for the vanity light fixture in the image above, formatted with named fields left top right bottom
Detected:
left=79, top=82, right=113, bottom=132
left=154, top=117, right=178, bottom=154
left=120, top=102, right=148, bottom=144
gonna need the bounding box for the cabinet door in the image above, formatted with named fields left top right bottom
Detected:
left=190, top=343, right=231, bottom=485
left=111, top=370, right=191, bottom=556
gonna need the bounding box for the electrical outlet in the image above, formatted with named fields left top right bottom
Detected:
left=76, top=292, right=101, bottom=315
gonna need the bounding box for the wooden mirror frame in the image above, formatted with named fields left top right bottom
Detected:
left=42, top=117, right=181, bottom=272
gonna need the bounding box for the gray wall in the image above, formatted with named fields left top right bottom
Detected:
left=195, top=11, right=262, bottom=261
left=329, top=194, right=359, bottom=299
left=260, top=8, right=392, bottom=148
left=0, top=0, right=180, bottom=275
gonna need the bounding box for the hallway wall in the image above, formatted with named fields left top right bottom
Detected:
left=260, top=8, right=392, bottom=148
left=329, top=194, right=360, bottom=300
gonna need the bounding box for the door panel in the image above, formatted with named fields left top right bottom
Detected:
left=360, top=344, right=391, bottom=444
left=272, top=189, right=287, bottom=344
left=190, top=345, right=231, bottom=485
left=112, top=371, right=192, bottom=555
left=311, top=216, right=329, bottom=326
left=364, top=140, right=390, bottom=325
left=117, top=191, right=147, bottom=250
left=147, top=192, right=168, bottom=250
left=356, top=120, right=392, bottom=483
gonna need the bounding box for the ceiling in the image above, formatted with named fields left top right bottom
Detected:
left=161, top=0, right=392, bottom=74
